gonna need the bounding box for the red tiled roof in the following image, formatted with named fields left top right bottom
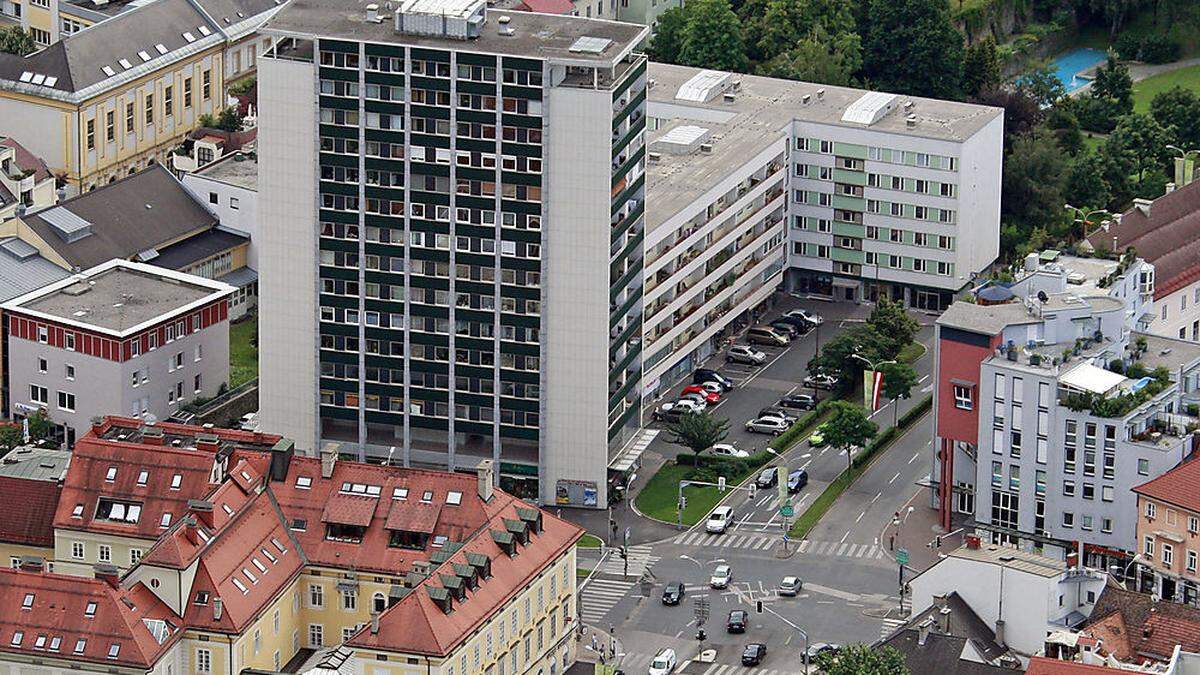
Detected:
left=322, top=495, right=379, bottom=527
left=1134, top=456, right=1200, bottom=513
left=53, top=435, right=218, bottom=542
left=1026, top=657, right=1128, bottom=674
left=0, top=568, right=178, bottom=668
left=385, top=500, right=440, bottom=534
left=1086, top=181, right=1200, bottom=299
left=349, top=498, right=583, bottom=656
left=0, top=137, right=52, bottom=182
left=0, top=476, right=60, bottom=546
left=519, top=0, right=575, bottom=13
left=1085, top=583, right=1200, bottom=661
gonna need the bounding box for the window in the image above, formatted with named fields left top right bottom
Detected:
left=953, top=385, right=973, bottom=410
left=341, top=589, right=356, bottom=610
left=202, top=70, right=211, bottom=99
left=183, top=78, right=192, bottom=108
left=1145, top=536, right=1155, bottom=556
left=29, top=384, right=47, bottom=405
left=308, top=624, right=323, bottom=648
left=197, top=648, right=212, bottom=673
left=1138, top=458, right=1150, bottom=475
left=1164, top=543, right=1175, bottom=566
left=1062, top=512, right=1074, bottom=528
left=1189, top=550, right=1198, bottom=573
left=309, top=584, right=324, bottom=608
left=130, top=549, right=142, bottom=565
left=65, top=364, right=74, bottom=380
left=1148, top=502, right=1158, bottom=519
left=1063, top=480, right=1075, bottom=497
left=230, top=197, right=240, bottom=210
left=107, top=643, right=120, bottom=660
left=145, top=93, right=154, bottom=125
left=105, top=110, right=114, bottom=142
left=86, top=119, right=95, bottom=150
left=1190, top=516, right=1199, bottom=534
left=164, top=85, right=173, bottom=117
left=126, top=102, right=135, bottom=132
left=1102, top=485, right=1114, bottom=502
left=71, top=542, right=84, bottom=559
left=98, top=545, right=111, bottom=563
left=57, top=391, right=75, bottom=412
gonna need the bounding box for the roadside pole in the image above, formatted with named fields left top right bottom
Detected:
left=756, top=601, right=810, bottom=672
left=896, top=548, right=910, bottom=614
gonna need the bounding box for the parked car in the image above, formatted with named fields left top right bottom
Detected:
left=747, top=327, right=789, bottom=347
left=727, top=345, right=767, bottom=365
left=653, top=399, right=704, bottom=422
left=779, top=576, right=803, bottom=596
left=804, top=373, right=838, bottom=390
left=773, top=315, right=813, bottom=333
left=745, top=417, right=789, bottom=435
left=779, top=393, right=819, bottom=410
left=238, top=411, right=259, bottom=431
left=727, top=609, right=748, bottom=633
left=742, top=643, right=768, bottom=666
left=706, top=505, right=735, bottom=534
left=808, top=423, right=829, bottom=446
left=769, top=320, right=801, bottom=338
left=681, top=385, right=721, bottom=404
left=805, top=643, right=840, bottom=663
left=710, top=564, right=733, bottom=589
left=787, top=469, right=809, bottom=493
left=661, top=582, right=685, bottom=606
left=784, top=309, right=824, bottom=326
left=758, top=406, right=798, bottom=423
left=693, top=369, right=734, bottom=391
left=710, top=443, right=750, bottom=459
left=649, top=649, right=677, bottom=675
left=756, top=467, right=778, bottom=488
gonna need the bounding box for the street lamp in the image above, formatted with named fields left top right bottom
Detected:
left=850, top=351, right=896, bottom=373
left=1112, top=553, right=1148, bottom=590
left=1064, top=204, right=1112, bottom=243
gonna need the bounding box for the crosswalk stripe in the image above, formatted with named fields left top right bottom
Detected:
left=756, top=537, right=774, bottom=549
left=798, top=540, right=810, bottom=552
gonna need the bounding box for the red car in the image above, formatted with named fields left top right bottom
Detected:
left=682, top=385, right=721, bottom=404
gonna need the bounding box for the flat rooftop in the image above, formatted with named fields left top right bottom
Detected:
left=645, top=63, right=1003, bottom=229
left=4, top=260, right=233, bottom=335
left=1134, top=332, right=1200, bottom=373
left=264, top=0, right=646, bottom=65
left=948, top=543, right=1066, bottom=578
left=936, top=299, right=1039, bottom=335
left=196, top=152, right=258, bottom=190
left=0, top=446, right=71, bottom=481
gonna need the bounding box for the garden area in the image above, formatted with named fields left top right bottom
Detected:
left=229, top=313, right=258, bottom=389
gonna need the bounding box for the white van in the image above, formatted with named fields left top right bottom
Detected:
left=706, top=505, right=735, bottom=534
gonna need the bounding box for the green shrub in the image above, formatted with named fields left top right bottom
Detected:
left=897, top=395, right=932, bottom=429
left=1116, top=32, right=1181, bottom=65
left=768, top=400, right=830, bottom=451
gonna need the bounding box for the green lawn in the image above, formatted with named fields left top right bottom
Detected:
left=634, top=462, right=724, bottom=526
left=577, top=534, right=604, bottom=548
left=1133, top=64, right=1200, bottom=113
left=897, top=341, right=926, bottom=364
left=229, top=313, right=258, bottom=389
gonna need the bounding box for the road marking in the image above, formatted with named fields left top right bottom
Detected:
left=839, top=531, right=850, bottom=544
left=855, top=511, right=866, bottom=523
left=909, top=452, right=920, bottom=464
left=871, top=491, right=882, bottom=503
left=757, top=494, right=772, bottom=507
left=918, top=375, right=929, bottom=384
left=889, top=471, right=901, bottom=484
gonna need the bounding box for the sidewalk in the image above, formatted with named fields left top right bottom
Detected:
left=879, top=491, right=966, bottom=574
left=558, top=443, right=681, bottom=546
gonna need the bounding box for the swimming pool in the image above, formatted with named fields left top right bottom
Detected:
left=1045, top=47, right=1108, bottom=93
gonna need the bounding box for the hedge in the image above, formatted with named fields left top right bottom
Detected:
left=768, top=400, right=832, bottom=452
left=897, top=395, right=933, bottom=430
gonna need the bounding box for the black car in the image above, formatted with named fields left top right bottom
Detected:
left=662, top=581, right=685, bottom=605
left=779, top=393, right=819, bottom=410
left=787, top=469, right=809, bottom=493
left=769, top=320, right=801, bottom=338
left=742, top=643, right=768, bottom=666
left=693, top=369, right=734, bottom=392
left=773, top=315, right=813, bottom=333
left=727, top=609, right=748, bottom=633
left=756, top=467, right=777, bottom=488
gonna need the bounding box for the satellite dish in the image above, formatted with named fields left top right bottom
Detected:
left=1037, top=291, right=1049, bottom=303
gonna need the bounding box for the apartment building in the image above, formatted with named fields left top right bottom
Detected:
left=1132, top=458, right=1200, bottom=606
left=0, top=137, right=57, bottom=221
left=2, top=259, right=233, bottom=444
left=0, top=0, right=278, bottom=190
left=615, top=0, right=680, bottom=32
left=1087, top=180, right=1200, bottom=343
left=0, top=416, right=583, bottom=675
left=639, top=64, right=1001, bottom=397
left=256, top=0, right=648, bottom=508
left=932, top=274, right=1200, bottom=568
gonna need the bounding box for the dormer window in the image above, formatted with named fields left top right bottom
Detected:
left=33, top=634, right=45, bottom=649
left=421, top=491, right=433, bottom=503
left=84, top=601, right=97, bottom=617
left=96, top=499, right=142, bottom=524
left=74, top=638, right=86, bottom=654
left=160, top=513, right=172, bottom=528
left=194, top=591, right=209, bottom=605
left=136, top=471, right=148, bottom=486
left=387, top=530, right=429, bottom=550
left=21, top=594, right=34, bottom=609
left=393, top=487, right=408, bottom=500
left=432, top=535, right=448, bottom=548
left=105, top=467, right=117, bottom=482
left=325, top=523, right=365, bottom=543
left=232, top=578, right=248, bottom=594
left=169, top=474, right=182, bottom=490
left=10, top=631, right=22, bottom=646
left=48, top=636, right=60, bottom=652
left=296, top=476, right=312, bottom=489
left=71, top=504, right=84, bottom=518
left=446, top=491, right=462, bottom=506
left=107, top=643, right=120, bottom=659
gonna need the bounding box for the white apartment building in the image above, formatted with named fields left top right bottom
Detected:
left=640, top=64, right=1003, bottom=397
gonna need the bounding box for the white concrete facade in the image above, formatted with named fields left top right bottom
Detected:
left=1152, top=280, right=1200, bottom=342
left=256, top=54, right=318, bottom=451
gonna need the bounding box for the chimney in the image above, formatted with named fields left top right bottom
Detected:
left=182, top=515, right=200, bottom=544
left=141, top=424, right=164, bottom=446
left=320, top=443, right=339, bottom=479
left=994, top=619, right=1006, bottom=646
left=269, top=439, right=295, bottom=482
left=366, top=2, right=380, bottom=21
left=90, top=416, right=105, bottom=434
left=370, top=610, right=380, bottom=634
left=18, top=556, right=44, bottom=573
left=917, top=618, right=932, bottom=645
left=195, top=433, right=219, bottom=454
left=965, top=534, right=981, bottom=550
left=938, top=606, right=952, bottom=634
left=213, top=597, right=223, bottom=621
left=94, top=563, right=120, bottom=589
left=476, top=459, right=494, bottom=503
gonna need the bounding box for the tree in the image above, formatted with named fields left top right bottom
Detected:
left=1150, top=86, right=1200, bottom=151
left=814, top=644, right=909, bottom=674
left=1066, top=150, right=1113, bottom=214
left=757, top=0, right=856, bottom=62
left=756, top=25, right=862, bottom=87
left=879, top=362, right=918, bottom=426
left=972, top=88, right=1043, bottom=152
left=961, top=38, right=1000, bottom=98
left=0, top=424, right=21, bottom=454
left=1090, top=53, right=1133, bottom=116
left=25, top=409, right=53, bottom=444
left=1016, top=65, right=1065, bottom=109
left=1001, top=128, right=1069, bottom=238
left=216, top=106, right=244, bottom=132
left=808, top=324, right=891, bottom=391
left=665, top=412, right=730, bottom=460
left=867, top=297, right=918, bottom=359
left=1090, top=0, right=1138, bottom=37
left=1044, top=104, right=1085, bottom=155
left=678, top=0, right=749, bottom=72
left=823, top=401, right=878, bottom=472
left=1097, top=136, right=1136, bottom=208
left=0, top=26, right=35, bottom=56
left=647, top=6, right=686, bottom=64
left=1107, top=113, right=1172, bottom=187
left=861, top=0, right=964, bottom=99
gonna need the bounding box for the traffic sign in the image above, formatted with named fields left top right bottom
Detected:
left=780, top=501, right=794, bottom=518
left=896, top=548, right=910, bottom=566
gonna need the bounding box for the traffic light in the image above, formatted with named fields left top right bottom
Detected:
left=680, top=495, right=688, bottom=509
left=718, top=476, right=726, bottom=492
left=756, top=601, right=763, bottom=614
left=619, top=546, right=627, bottom=559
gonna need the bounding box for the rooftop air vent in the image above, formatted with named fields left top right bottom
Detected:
left=647, top=152, right=661, bottom=163
left=906, top=114, right=917, bottom=127
left=801, top=94, right=810, bottom=104
left=499, top=26, right=514, bottom=35
left=699, top=143, right=713, bottom=153
left=816, top=88, right=824, bottom=99
left=497, top=14, right=510, bottom=23
left=365, top=3, right=382, bottom=22
left=722, top=93, right=736, bottom=103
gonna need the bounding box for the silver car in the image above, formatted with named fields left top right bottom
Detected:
left=727, top=345, right=767, bottom=365
left=745, top=417, right=789, bottom=435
